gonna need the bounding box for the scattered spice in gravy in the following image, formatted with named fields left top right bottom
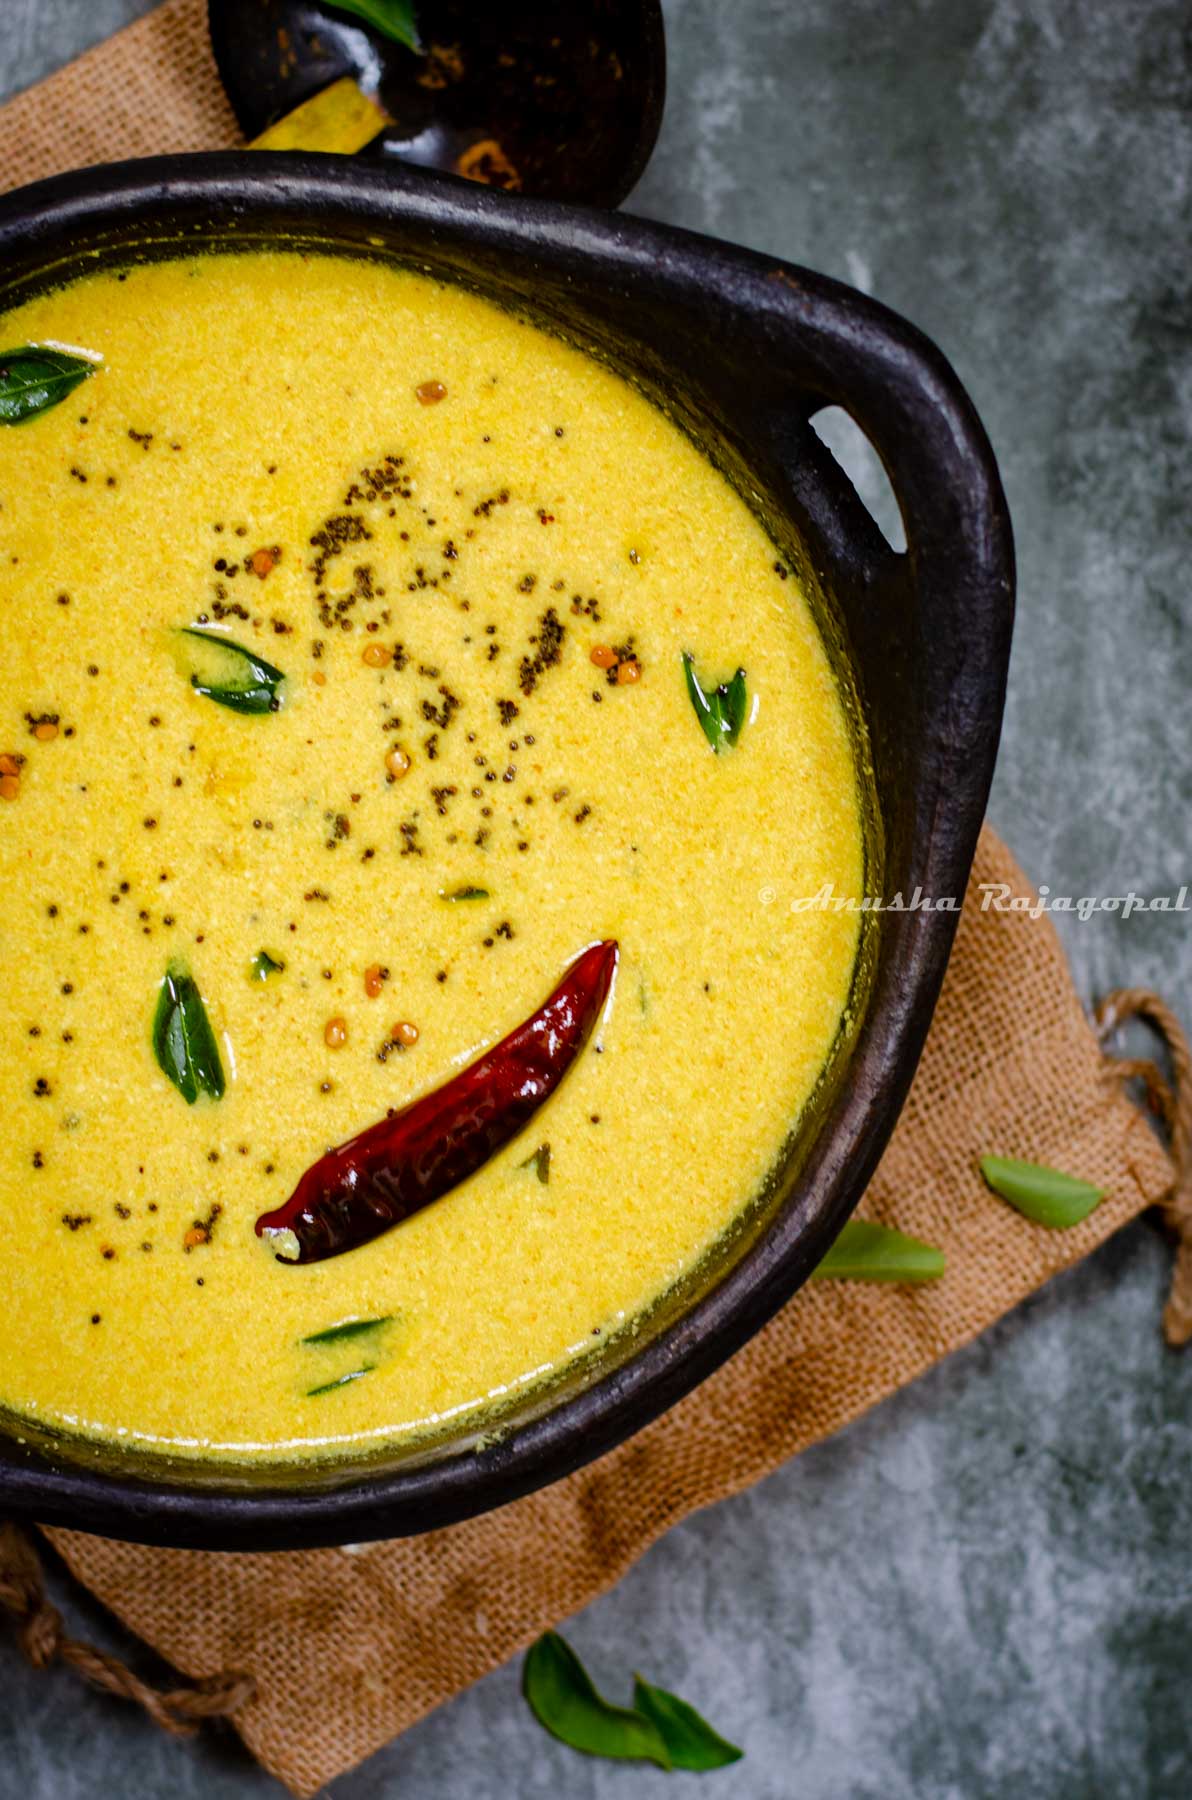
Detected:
left=0, top=253, right=863, bottom=1461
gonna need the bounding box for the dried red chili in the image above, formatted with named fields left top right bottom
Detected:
left=256, top=939, right=618, bottom=1263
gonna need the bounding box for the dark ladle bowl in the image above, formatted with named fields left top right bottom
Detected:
left=208, top=0, right=666, bottom=207
left=0, top=156, right=1012, bottom=1549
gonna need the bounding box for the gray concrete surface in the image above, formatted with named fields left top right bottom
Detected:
left=1, top=1, right=1189, bottom=1795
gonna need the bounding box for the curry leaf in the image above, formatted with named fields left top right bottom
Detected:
left=810, top=1219, right=944, bottom=1283
left=979, top=1155, right=1104, bottom=1229
left=721, top=667, right=749, bottom=743
left=178, top=627, right=285, bottom=714
left=301, top=1315, right=392, bottom=1348
left=250, top=949, right=286, bottom=981
left=682, top=652, right=748, bottom=752
left=633, top=1675, right=743, bottom=1771
left=307, top=1365, right=374, bottom=1397
left=522, top=1633, right=671, bottom=1769
left=440, top=885, right=490, bottom=902
left=518, top=1143, right=551, bottom=1185
left=0, top=345, right=98, bottom=423
left=328, top=0, right=421, bottom=51
left=152, top=962, right=226, bottom=1104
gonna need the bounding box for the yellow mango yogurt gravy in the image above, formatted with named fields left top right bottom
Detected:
left=0, top=253, right=863, bottom=1461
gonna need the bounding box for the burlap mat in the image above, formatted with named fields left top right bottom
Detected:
left=0, top=0, right=239, bottom=184
left=0, top=9, right=1187, bottom=1793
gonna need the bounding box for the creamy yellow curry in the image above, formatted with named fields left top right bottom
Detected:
left=0, top=253, right=863, bottom=1462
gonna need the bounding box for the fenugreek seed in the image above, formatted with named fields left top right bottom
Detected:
left=311, top=670, right=327, bottom=687
left=385, top=746, right=412, bottom=780
left=589, top=644, right=617, bottom=670
left=250, top=547, right=277, bottom=578
left=324, top=1017, right=348, bottom=1049
left=33, top=721, right=59, bottom=742
left=363, top=964, right=386, bottom=998
left=416, top=379, right=448, bottom=405
left=393, top=1020, right=419, bottom=1046
left=0, top=753, right=21, bottom=777
left=616, top=658, right=642, bottom=685
left=0, top=774, right=19, bottom=801
left=362, top=643, right=392, bottom=668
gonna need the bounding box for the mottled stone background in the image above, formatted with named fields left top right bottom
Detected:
left=1, top=2, right=1189, bottom=1795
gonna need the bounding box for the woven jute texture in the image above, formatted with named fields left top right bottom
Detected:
left=39, top=831, right=1177, bottom=1795
left=0, top=8, right=1181, bottom=1794
left=0, top=0, right=238, bottom=191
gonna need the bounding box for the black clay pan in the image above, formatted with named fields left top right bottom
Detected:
left=0, top=159, right=1013, bottom=1548
left=208, top=0, right=667, bottom=207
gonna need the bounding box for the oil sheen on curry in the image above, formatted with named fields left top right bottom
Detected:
left=0, top=254, right=862, bottom=1462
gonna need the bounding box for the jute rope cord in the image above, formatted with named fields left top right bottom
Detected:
left=0, top=1521, right=255, bottom=1732
left=0, top=987, right=1186, bottom=1737
left=1094, top=987, right=1192, bottom=1347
